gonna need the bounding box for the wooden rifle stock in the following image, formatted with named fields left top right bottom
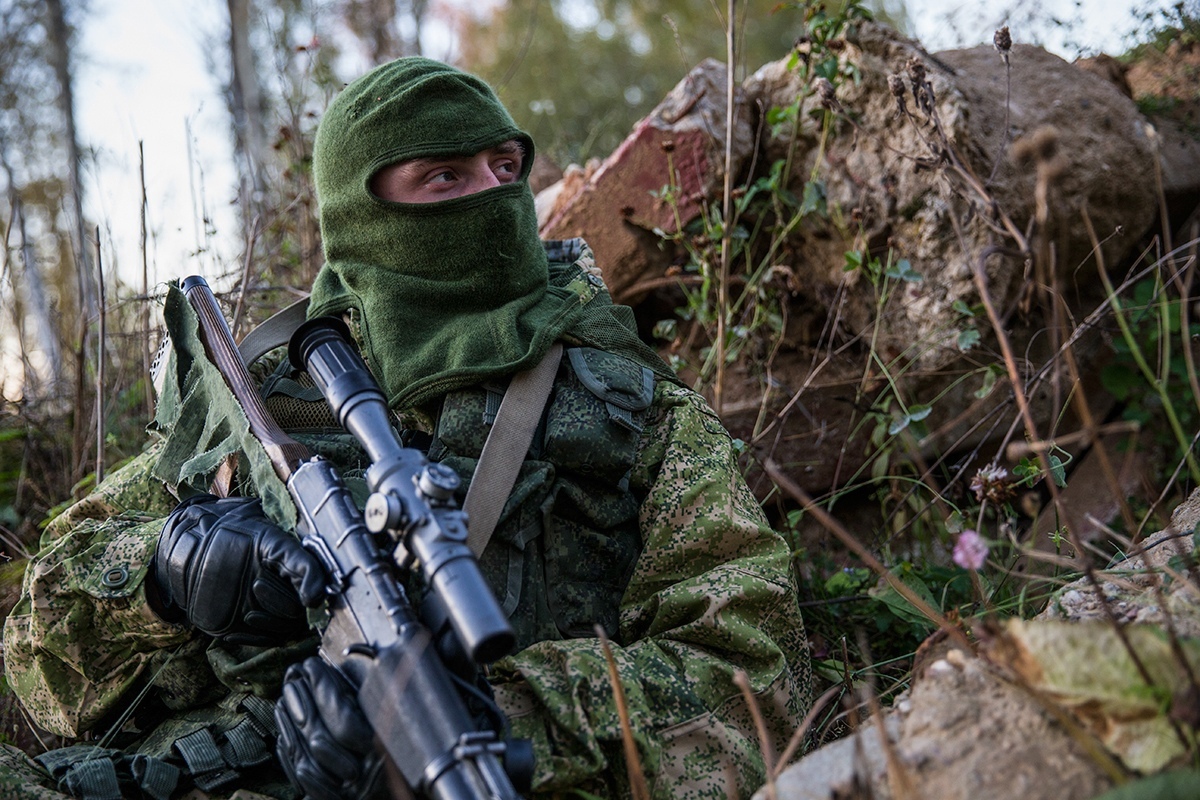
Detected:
left=181, top=275, right=311, bottom=482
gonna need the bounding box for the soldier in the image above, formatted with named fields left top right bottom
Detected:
left=3, top=57, right=811, bottom=799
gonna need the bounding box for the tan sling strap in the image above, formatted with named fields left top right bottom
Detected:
left=464, top=343, right=563, bottom=557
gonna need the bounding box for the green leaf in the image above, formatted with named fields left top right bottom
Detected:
left=825, top=567, right=871, bottom=595
left=952, top=299, right=974, bottom=316
left=871, top=451, right=890, bottom=480
left=1100, top=363, right=1140, bottom=401
left=957, top=328, right=981, bottom=351
left=974, top=364, right=1002, bottom=399
left=813, top=658, right=849, bottom=685
left=1013, top=457, right=1039, bottom=485
left=814, top=56, right=839, bottom=81
left=651, top=319, right=677, bottom=341
left=1091, top=770, right=1200, bottom=800
left=885, top=258, right=922, bottom=283
left=888, top=405, right=929, bottom=435
left=868, top=567, right=938, bottom=633
left=800, top=180, right=827, bottom=216
left=907, top=404, right=932, bottom=422
left=0, top=429, right=25, bottom=444
left=843, top=250, right=864, bottom=272
left=1048, top=454, right=1067, bottom=488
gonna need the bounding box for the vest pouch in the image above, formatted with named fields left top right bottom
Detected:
left=541, top=347, right=652, bottom=638
left=541, top=347, right=653, bottom=487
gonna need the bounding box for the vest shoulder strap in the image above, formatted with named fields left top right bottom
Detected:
left=464, top=343, right=563, bottom=557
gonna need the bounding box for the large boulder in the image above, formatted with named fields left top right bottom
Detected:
left=537, top=22, right=1164, bottom=498
left=539, top=58, right=756, bottom=304
left=743, top=21, right=1158, bottom=372
left=760, top=647, right=1113, bottom=800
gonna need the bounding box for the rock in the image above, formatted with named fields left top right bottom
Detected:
left=940, top=42, right=1158, bottom=276
left=767, top=488, right=1200, bottom=800
left=743, top=21, right=1158, bottom=372
left=724, top=22, right=1159, bottom=497
left=539, top=22, right=1170, bottom=502
left=1075, top=54, right=1133, bottom=98
left=538, top=58, right=756, bottom=304
left=766, top=716, right=900, bottom=800
left=1125, top=39, right=1200, bottom=199
left=986, top=619, right=1200, bottom=774
left=1039, top=486, right=1200, bottom=636
left=762, top=649, right=1113, bottom=800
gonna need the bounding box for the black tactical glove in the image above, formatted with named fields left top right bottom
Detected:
left=275, top=657, right=385, bottom=800
left=153, top=493, right=326, bottom=645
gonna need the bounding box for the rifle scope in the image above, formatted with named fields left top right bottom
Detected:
left=290, top=316, right=515, bottom=664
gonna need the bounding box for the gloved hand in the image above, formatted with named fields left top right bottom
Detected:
left=153, top=493, right=326, bottom=645
left=275, top=657, right=384, bottom=800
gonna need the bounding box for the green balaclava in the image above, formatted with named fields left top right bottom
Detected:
left=308, top=57, right=585, bottom=409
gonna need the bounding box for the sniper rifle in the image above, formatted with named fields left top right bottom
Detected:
left=181, top=275, right=533, bottom=800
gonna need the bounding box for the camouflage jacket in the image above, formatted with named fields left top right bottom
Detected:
left=4, top=242, right=811, bottom=799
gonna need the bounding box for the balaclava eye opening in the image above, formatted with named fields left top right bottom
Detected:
left=307, top=57, right=581, bottom=409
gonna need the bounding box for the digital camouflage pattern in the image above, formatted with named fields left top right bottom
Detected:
left=3, top=244, right=811, bottom=800
left=491, top=382, right=812, bottom=799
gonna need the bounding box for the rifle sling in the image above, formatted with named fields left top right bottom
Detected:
left=237, top=296, right=311, bottom=366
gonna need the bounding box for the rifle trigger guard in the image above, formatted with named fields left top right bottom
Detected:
left=302, top=535, right=346, bottom=591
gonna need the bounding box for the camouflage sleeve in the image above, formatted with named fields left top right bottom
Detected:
left=3, top=447, right=193, bottom=738
left=490, top=384, right=812, bottom=800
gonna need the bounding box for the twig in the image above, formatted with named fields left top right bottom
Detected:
left=734, top=670, right=776, bottom=800
left=713, top=0, right=737, bottom=416
left=772, top=684, right=842, bottom=777
left=231, top=215, right=261, bottom=341
left=0, top=523, right=30, bottom=560
left=139, top=140, right=153, bottom=418
left=94, top=226, right=105, bottom=485
left=1003, top=420, right=1140, bottom=460
left=1170, top=230, right=1200, bottom=423
left=594, top=625, right=650, bottom=800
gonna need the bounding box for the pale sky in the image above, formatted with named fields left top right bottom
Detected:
left=74, top=0, right=1151, bottom=293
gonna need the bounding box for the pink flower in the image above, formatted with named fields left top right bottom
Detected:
left=953, top=529, right=988, bottom=571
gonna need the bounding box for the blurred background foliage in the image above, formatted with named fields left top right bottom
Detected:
left=457, top=0, right=903, bottom=164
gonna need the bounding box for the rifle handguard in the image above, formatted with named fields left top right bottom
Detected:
left=289, top=317, right=515, bottom=664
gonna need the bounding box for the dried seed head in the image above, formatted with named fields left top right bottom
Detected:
left=814, top=77, right=837, bottom=110
left=970, top=464, right=1015, bottom=505
left=906, top=56, right=926, bottom=87
left=993, top=26, right=1012, bottom=55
